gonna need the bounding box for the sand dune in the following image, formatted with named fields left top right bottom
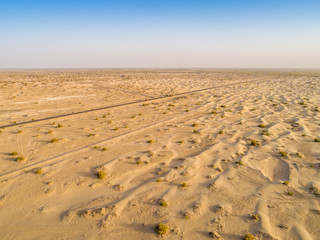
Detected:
left=0, top=70, right=319, bottom=239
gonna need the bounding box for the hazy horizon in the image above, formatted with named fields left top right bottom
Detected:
left=1, top=0, right=320, bottom=69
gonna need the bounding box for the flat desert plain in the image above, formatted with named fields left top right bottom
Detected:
left=0, top=70, right=319, bottom=240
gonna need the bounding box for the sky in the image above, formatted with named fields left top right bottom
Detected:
left=0, top=0, right=320, bottom=69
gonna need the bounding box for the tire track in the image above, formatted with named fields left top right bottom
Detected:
left=0, top=77, right=271, bottom=129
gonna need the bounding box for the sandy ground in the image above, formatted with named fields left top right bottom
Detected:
left=0, top=70, right=319, bottom=240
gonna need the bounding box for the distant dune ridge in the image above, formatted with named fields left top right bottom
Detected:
left=0, top=70, right=319, bottom=239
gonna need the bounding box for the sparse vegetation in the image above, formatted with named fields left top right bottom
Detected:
left=235, top=160, right=243, bottom=165
left=155, top=223, right=168, bottom=235
left=136, top=160, right=142, bottom=165
left=50, top=138, right=59, bottom=143
left=251, top=140, right=259, bottom=146
left=35, top=168, right=43, bottom=175
left=314, top=138, right=320, bottom=142
left=10, top=151, right=19, bottom=156
left=283, top=181, right=289, bottom=186
left=220, top=105, right=226, bottom=108
left=57, top=123, right=63, bottom=128
left=17, top=130, right=22, bottom=134
left=181, top=182, right=188, bottom=188
left=219, top=130, right=223, bottom=134
left=16, top=156, right=25, bottom=162
left=280, top=151, right=287, bottom=157
left=192, top=123, right=198, bottom=127
left=258, top=124, right=265, bottom=128
left=159, top=199, right=168, bottom=207
left=97, top=170, right=106, bottom=179
left=244, top=234, right=255, bottom=240
left=287, top=191, right=293, bottom=196
left=157, top=178, right=162, bottom=182
left=178, top=140, right=184, bottom=144
left=193, top=129, right=199, bottom=133
left=102, top=147, right=108, bottom=151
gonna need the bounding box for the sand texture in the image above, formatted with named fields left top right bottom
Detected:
left=0, top=70, right=320, bottom=240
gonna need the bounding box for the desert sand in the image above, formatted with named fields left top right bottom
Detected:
left=0, top=70, right=319, bottom=240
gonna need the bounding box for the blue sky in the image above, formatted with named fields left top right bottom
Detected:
left=0, top=0, right=320, bottom=68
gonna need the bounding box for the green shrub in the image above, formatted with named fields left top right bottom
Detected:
left=258, top=124, right=265, bottom=128
left=280, top=151, right=287, bottom=157
left=244, top=234, right=255, bottom=240
left=57, top=123, right=63, bottom=128
left=181, top=182, right=188, bottom=188
left=159, top=199, right=168, bottom=207
left=50, top=138, right=59, bottom=143
left=155, top=223, right=168, bottom=235
left=147, top=139, right=154, bottom=143
left=97, top=170, right=106, bottom=179
left=287, top=191, right=293, bottom=196
left=219, top=130, right=223, bottom=134
left=10, top=152, right=19, bottom=156
left=102, top=147, right=108, bottom=151
left=192, top=123, right=198, bottom=127
left=35, top=168, right=43, bottom=175
left=251, top=140, right=259, bottom=146
left=314, top=138, right=320, bottom=142
left=16, top=156, right=25, bottom=162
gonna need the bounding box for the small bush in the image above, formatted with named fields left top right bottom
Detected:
left=156, top=178, right=162, bottom=182
left=48, top=130, right=53, bottom=134
left=35, top=168, right=43, bottom=175
left=181, top=182, right=188, bottom=188
left=192, top=123, right=198, bottom=127
left=178, top=140, right=184, bottom=144
left=251, top=140, right=259, bottom=146
left=136, top=160, right=142, bottom=165
left=185, top=109, right=189, bottom=112
left=219, top=130, right=224, bottom=134
left=193, top=130, right=199, bottom=133
left=147, top=139, right=154, bottom=143
left=287, top=191, right=293, bottom=196
left=159, top=199, right=168, bottom=207
left=314, top=138, right=320, bottom=142
left=16, top=156, right=25, bottom=162
left=57, top=123, right=63, bottom=128
left=258, top=124, right=265, bottom=128
left=155, top=223, right=168, bottom=235
left=102, top=147, right=108, bottom=151
left=220, top=105, right=226, bottom=108
left=235, top=161, right=243, bottom=165
left=50, top=138, right=59, bottom=143
left=97, top=170, right=106, bottom=179
left=10, top=152, right=19, bottom=156
left=103, top=115, right=107, bottom=118
left=280, top=151, right=287, bottom=157
left=17, top=130, right=22, bottom=134
left=244, top=234, right=255, bottom=240
left=283, top=181, right=289, bottom=186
